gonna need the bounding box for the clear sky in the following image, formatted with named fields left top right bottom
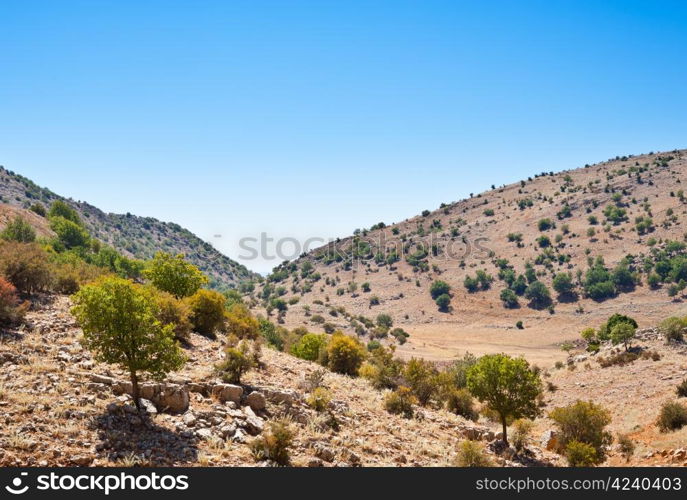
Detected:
left=1, top=1, right=686, bottom=273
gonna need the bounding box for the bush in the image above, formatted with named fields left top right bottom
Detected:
left=657, top=401, right=687, bottom=432
left=404, top=358, right=438, bottom=406
left=430, top=280, right=451, bottom=299
left=259, top=319, right=284, bottom=350
left=291, top=333, right=329, bottom=361
left=306, top=387, right=332, bottom=412
left=552, top=272, right=574, bottom=297
left=610, top=322, right=636, bottom=351
left=565, top=440, right=598, bottom=467
left=50, top=253, right=108, bottom=294
left=186, top=289, right=226, bottom=337
left=0, top=277, right=28, bottom=325
left=384, top=386, right=416, bottom=418
left=50, top=216, right=90, bottom=249
left=511, top=419, right=534, bottom=452
left=659, top=317, right=687, bottom=342
left=538, top=218, right=553, bottom=231
left=452, top=440, right=492, bottom=467
left=677, top=379, right=687, bottom=398
left=152, top=290, right=192, bottom=341
left=217, top=340, right=253, bottom=384
left=326, top=333, right=366, bottom=375
left=48, top=200, right=81, bottom=224
left=617, top=433, right=635, bottom=462
left=446, top=388, right=478, bottom=421
left=224, top=303, right=260, bottom=340
left=144, top=252, right=208, bottom=298
left=1, top=216, right=36, bottom=243
left=500, top=288, right=518, bottom=308
left=376, top=313, right=393, bottom=329
left=0, top=242, right=52, bottom=294
left=549, top=400, right=612, bottom=463
left=249, top=419, right=295, bottom=466
left=524, top=281, right=551, bottom=309
left=435, top=293, right=451, bottom=312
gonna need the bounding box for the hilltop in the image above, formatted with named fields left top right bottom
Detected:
left=0, top=167, right=257, bottom=289
left=250, top=149, right=687, bottom=366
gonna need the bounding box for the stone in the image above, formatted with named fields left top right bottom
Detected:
left=245, top=391, right=267, bottom=412
left=138, top=398, right=158, bottom=415
left=72, top=455, right=94, bottom=466
left=211, top=384, right=243, bottom=404
left=196, top=428, right=214, bottom=440
left=232, top=428, right=247, bottom=443
left=307, top=458, right=324, bottom=467
left=244, top=415, right=265, bottom=436
left=313, top=443, right=336, bottom=462
left=183, top=413, right=197, bottom=427
left=90, top=374, right=117, bottom=385
left=220, top=423, right=237, bottom=439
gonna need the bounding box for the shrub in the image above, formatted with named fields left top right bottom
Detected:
left=516, top=320, right=524, bottom=329
left=1, top=216, right=36, bottom=243
left=71, top=277, right=185, bottom=411
left=48, top=200, right=81, bottom=224
left=524, top=281, right=551, bottom=309
left=217, top=340, right=253, bottom=384
left=0, top=242, right=52, bottom=294
left=659, top=317, right=687, bottom=342
left=549, top=400, right=612, bottom=463
left=500, top=288, right=518, bottom=308
left=144, top=252, right=208, bottom=298
left=511, top=419, right=534, bottom=452
left=152, top=290, right=192, bottom=341
left=617, top=433, right=635, bottom=462
left=224, top=303, right=260, bottom=340
left=186, top=289, right=226, bottom=337
left=597, top=313, right=637, bottom=340
left=291, top=333, right=328, bottom=361
left=384, top=386, right=416, bottom=418
left=677, top=379, right=687, bottom=398
left=430, top=280, right=451, bottom=299
left=249, top=419, right=295, bottom=466
left=452, top=440, right=492, bottom=467
left=610, top=322, right=636, bottom=351
left=306, top=387, right=332, bottom=412
left=376, top=313, right=393, bottom=329
left=446, top=388, right=478, bottom=421
left=29, top=203, right=46, bottom=217
left=657, top=401, right=687, bottom=432
left=467, top=354, right=542, bottom=445
left=50, top=253, right=107, bottom=294
left=404, top=358, right=438, bottom=405
left=50, top=216, right=90, bottom=249
left=538, top=218, right=553, bottom=231
left=536, top=235, right=551, bottom=248
left=259, top=318, right=284, bottom=350
left=565, top=440, right=598, bottom=467
left=435, top=293, right=451, bottom=312
left=0, top=277, right=28, bottom=325
left=326, top=333, right=366, bottom=375
left=552, top=272, right=574, bottom=297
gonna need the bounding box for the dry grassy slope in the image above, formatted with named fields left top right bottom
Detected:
left=0, top=205, right=54, bottom=239
left=252, top=149, right=687, bottom=366
left=0, top=296, right=562, bottom=467
left=0, top=166, right=258, bottom=288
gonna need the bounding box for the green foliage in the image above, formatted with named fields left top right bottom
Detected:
left=306, top=387, right=332, bottom=412
left=610, top=322, right=636, bottom=351
left=71, top=277, right=185, bottom=409
left=499, top=288, right=518, bottom=308
left=677, top=379, right=687, bottom=398
left=659, top=317, right=687, bottom=342
left=376, top=313, right=393, bottom=329
left=0, top=241, right=52, bottom=294
left=617, top=434, right=635, bottom=462
left=446, top=388, right=478, bottom=421
left=151, top=289, right=193, bottom=341
left=657, top=401, right=687, bottom=432
left=249, top=419, right=295, bottom=466
left=50, top=216, right=90, bottom=249
left=144, top=252, right=208, bottom=298
left=0, top=277, right=28, bottom=326
left=552, top=272, right=574, bottom=296
left=466, top=354, right=542, bottom=445
left=186, top=289, right=226, bottom=337
left=403, top=357, right=438, bottom=406
left=452, top=440, right=492, bottom=467
left=1, top=216, right=36, bottom=243
left=435, top=293, right=451, bottom=312
left=224, top=303, right=260, bottom=340
left=384, top=386, right=416, bottom=418
left=537, top=218, right=553, bottom=231
left=326, top=333, right=366, bottom=375
left=597, top=314, right=637, bottom=340
left=430, top=280, right=451, bottom=299
left=603, top=204, right=627, bottom=224
left=511, top=419, right=534, bottom=452
left=48, top=200, right=81, bottom=225
left=259, top=318, right=284, bottom=350
left=291, top=333, right=329, bottom=361
left=549, top=400, right=612, bottom=463
left=565, top=440, right=598, bottom=467
left=217, top=340, right=253, bottom=384
left=524, top=281, right=551, bottom=309
left=29, top=203, right=46, bottom=217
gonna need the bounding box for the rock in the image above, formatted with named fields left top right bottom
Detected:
left=313, top=443, right=336, bottom=462
left=138, top=398, right=158, bottom=415
left=187, top=383, right=209, bottom=395
left=256, top=386, right=300, bottom=406
left=211, top=384, right=243, bottom=404
left=71, top=455, right=94, bottom=466
left=308, top=458, right=324, bottom=467
left=183, top=413, right=197, bottom=427
left=220, top=423, right=237, bottom=439
left=90, top=374, right=116, bottom=385
left=541, top=430, right=559, bottom=451
left=245, top=391, right=267, bottom=412
left=243, top=415, right=265, bottom=436
left=196, top=428, right=214, bottom=440
left=573, top=354, right=588, bottom=363
left=232, top=428, right=247, bottom=443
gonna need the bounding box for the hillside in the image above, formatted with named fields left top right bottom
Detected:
left=0, top=166, right=257, bottom=289
left=250, top=149, right=687, bottom=366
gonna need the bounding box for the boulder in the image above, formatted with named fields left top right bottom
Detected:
left=245, top=391, right=267, bottom=412
left=540, top=430, right=559, bottom=451
left=114, top=382, right=189, bottom=413
left=211, top=384, right=243, bottom=404
left=243, top=415, right=265, bottom=436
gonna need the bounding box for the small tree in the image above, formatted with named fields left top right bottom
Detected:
left=435, top=293, right=451, bottom=312
left=430, top=280, right=451, bottom=299
left=524, top=281, right=551, bottom=309
left=144, top=252, right=208, bottom=298
left=71, top=277, right=185, bottom=411
left=610, top=322, right=636, bottom=351
left=326, top=332, right=366, bottom=375
left=549, top=400, right=612, bottom=463
left=466, top=354, right=542, bottom=445
left=1, top=216, right=36, bottom=243
left=500, top=288, right=519, bottom=308
left=186, top=289, right=227, bottom=337
left=552, top=272, right=574, bottom=297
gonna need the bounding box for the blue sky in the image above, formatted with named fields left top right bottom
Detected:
left=1, top=1, right=686, bottom=273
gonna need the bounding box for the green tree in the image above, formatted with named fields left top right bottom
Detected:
left=71, top=277, right=185, bottom=411
left=552, top=272, right=574, bottom=297
left=524, top=281, right=551, bottom=309
left=0, top=216, right=36, bottom=243
left=326, top=332, right=366, bottom=375
left=435, top=293, right=451, bottom=312
left=466, top=354, right=542, bottom=445
left=186, top=289, right=227, bottom=337
left=48, top=200, right=82, bottom=225
left=50, top=216, right=90, bottom=249
left=144, top=252, right=208, bottom=298
left=430, top=280, right=451, bottom=299
left=549, top=400, right=612, bottom=464
left=500, top=288, right=519, bottom=308
left=610, top=322, right=636, bottom=351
